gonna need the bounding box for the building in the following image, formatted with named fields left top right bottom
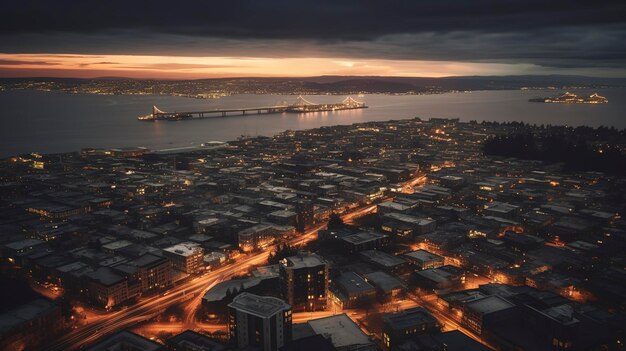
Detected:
left=381, top=307, right=440, bottom=350
left=295, top=200, right=315, bottom=232
left=280, top=253, right=329, bottom=312
left=163, top=242, right=204, bottom=274
left=238, top=224, right=277, bottom=252
left=363, top=271, right=406, bottom=300
left=84, top=267, right=130, bottom=308
left=360, top=250, right=409, bottom=274
left=341, top=232, right=388, bottom=253
left=130, top=253, right=172, bottom=291
left=167, top=330, right=227, bottom=351
left=330, top=272, right=376, bottom=309
left=280, top=334, right=336, bottom=351
left=395, top=330, right=493, bottom=351
left=0, top=299, right=64, bottom=351
left=85, top=330, right=164, bottom=351
left=404, top=250, right=444, bottom=271
left=228, top=293, right=292, bottom=351
left=414, top=265, right=465, bottom=291
left=461, top=295, right=517, bottom=335
left=268, top=210, right=297, bottom=226
left=306, top=314, right=376, bottom=351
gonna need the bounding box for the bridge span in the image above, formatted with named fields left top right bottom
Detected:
left=138, top=96, right=366, bottom=121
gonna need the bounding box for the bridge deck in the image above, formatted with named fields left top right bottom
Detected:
left=140, top=96, right=366, bottom=121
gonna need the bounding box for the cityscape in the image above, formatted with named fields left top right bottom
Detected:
left=1, top=2, right=626, bottom=351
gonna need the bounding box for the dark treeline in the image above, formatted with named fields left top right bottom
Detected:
left=483, top=124, right=626, bottom=175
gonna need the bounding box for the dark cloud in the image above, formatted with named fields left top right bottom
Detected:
left=0, top=59, right=58, bottom=66
left=1, top=1, right=625, bottom=40
left=0, top=1, right=625, bottom=75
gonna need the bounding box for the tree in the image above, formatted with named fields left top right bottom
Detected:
left=55, top=297, right=73, bottom=320
left=327, top=213, right=344, bottom=230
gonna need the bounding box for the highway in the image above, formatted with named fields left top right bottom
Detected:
left=44, top=203, right=378, bottom=350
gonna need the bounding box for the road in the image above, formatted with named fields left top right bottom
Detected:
left=45, top=203, right=378, bottom=350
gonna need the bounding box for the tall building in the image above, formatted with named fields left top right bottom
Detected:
left=295, top=200, right=314, bottom=232
left=279, top=253, right=329, bottom=312
left=228, top=293, right=292, bottom=351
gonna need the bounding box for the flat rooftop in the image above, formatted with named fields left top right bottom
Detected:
left=363, top=271, right=405, bottom=292
left=307, top=313, right=373, bottom=349
left=163, top=242, right=202, bottom=257
left=415, top=265, right=464, bottom=283
left=228, top=292, right=290, bottom=318
left=465, top=295, right=515, bottom=315
left=282, top=253, right=327, bottom=269
left=85, top=330, right=162, bottom=351
left=86, top=267, right=126, bottom=286
left=0, top=299, right=58, bottom=334
left=341, top=231, right=387, bottom=245
left=335, top=272, right=374, bottom=294
left=383, top=307, right=437, bottom=331
left=360, top=250, right=407, bottom=267
left=404, top=249, right=443, bottom=263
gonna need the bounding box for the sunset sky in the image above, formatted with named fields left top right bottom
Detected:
left=1, top=1, right=625, bottom=79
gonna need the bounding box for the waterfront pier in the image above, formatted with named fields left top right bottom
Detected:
left=138, top=96, right=366, bottom=121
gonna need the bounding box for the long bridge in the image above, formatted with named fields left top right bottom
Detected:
left=138, top=96, right=366, bottom=121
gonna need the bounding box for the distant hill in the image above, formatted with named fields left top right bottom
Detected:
left=2, top=75, right=624, bottom=95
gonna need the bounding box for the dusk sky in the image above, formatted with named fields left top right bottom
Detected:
left=1, top=1, right=625, bottom=79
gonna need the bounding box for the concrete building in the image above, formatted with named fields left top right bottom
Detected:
left=280, top=253, right=329, bottom=312
left=85, top=267, right=130, bottom=308
left=85, top=330, right=164, bottom=351
left=0, top=299, right=64, bottom=351
left=381, top=307, right=441, bottom=350
left=130, top=253, right=172, bottom=291
left=228, top=293, right=292, bottom=351
left=341, top=232, right=388, bottom=253
left=306, top=314, right=376, bottom=351
left=163, top=242, right=204, bottom=274
left=360, top=249, right=409, bottom=274
left=403, top=249, right=444, bottom=270
left=330, top=272, right=376, bottom=309
left=363, top=271, right=406, bottom=300
left=238, top=224, right=277, bottom=252
left=461, top=295, right=517, bottom=335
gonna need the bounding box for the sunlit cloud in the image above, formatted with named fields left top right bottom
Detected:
left=0, top=53, right=542, bottom=79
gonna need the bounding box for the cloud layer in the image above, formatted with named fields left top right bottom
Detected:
left=1, top=1, right=625, bottom=77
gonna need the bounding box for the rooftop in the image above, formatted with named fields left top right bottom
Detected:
left=86, top=267, right=126, bottom=286
left=282, top=253, right=327, bottom=269
left=163, top=242, right=202, bottom=257
left=335, top=272, right=375, bottom=294
left=465, top=295, right=515, bottom=315
left=85, top=330, right=163, bottom=351
left=360, top=249, right=407, bottom=267
left=341, top=231, right=387, bottom=245
left=0, top=299, right=59, bottom=334
left=404, top=249, right=444, bottom=263
left=383, top=307, right=438, bottom=331
left=228, top=292, right=290, bottom=318
left=307, top=313, right=373, bottom=349
left=363, top=271, right=405, bottom=292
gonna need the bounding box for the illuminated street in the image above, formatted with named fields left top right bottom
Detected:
left=42, top=203, right=376, bottom=351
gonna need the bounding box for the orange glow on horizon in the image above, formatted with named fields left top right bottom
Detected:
left=0, top=53, right=535, bottom=79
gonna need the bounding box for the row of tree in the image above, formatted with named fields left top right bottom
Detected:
left=483, top=131, right=626, bottom=175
